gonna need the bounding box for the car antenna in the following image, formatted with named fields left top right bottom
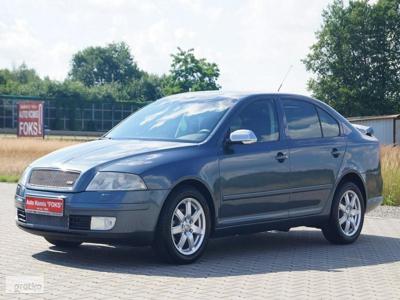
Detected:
left=277, top=65, right=293, bottom=92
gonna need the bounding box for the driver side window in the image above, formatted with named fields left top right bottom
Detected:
left=230, top=99, right=279, bottom=142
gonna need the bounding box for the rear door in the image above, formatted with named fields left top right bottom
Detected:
left=280, top=97, right=346, bottom=217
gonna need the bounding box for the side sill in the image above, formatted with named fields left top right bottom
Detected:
left=212, top=215, right=329, bottom=238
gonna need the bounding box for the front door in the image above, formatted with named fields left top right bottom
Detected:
left=219, top=97, right=290, bottom=225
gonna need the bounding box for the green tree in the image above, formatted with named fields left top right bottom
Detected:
left=0, top=64, right=46, bottom=96
left=12, top=63, right=41, bottom=84
left=303, top=0, right=400, bottom=117
left=124, top=74, right=164, bottom=102
left=0, top=44, right=224, bottom=104
left=69, top=42, right=140, bottom=87
left=164, top=47, right=220, bottom=95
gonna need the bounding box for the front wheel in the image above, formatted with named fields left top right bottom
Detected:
left=153, top=186, right=211, bottom=264
left=322, top=182, right=365, bottom=244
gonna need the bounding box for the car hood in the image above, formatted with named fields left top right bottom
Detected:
left=30, top=139, right=195, bottom=172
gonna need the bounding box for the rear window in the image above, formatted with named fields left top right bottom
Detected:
left=317, top=107, right=340, bottom=137
left=283, top=99, right=322, bottom=139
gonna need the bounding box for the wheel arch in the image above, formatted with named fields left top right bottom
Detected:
left=334, top=171, right=367, bottom=208
left=159, top=178, right=217, bottom=233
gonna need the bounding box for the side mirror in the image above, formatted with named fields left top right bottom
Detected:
left=229, top=129, right=257, bottom=144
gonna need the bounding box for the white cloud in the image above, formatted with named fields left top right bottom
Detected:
left=174, top=28, right=195, bottom=40
left=47, top=42, right=77, bottom=79
left=0, top=19, right=43, bottom=71
left=0, top=18, right=77, bottom=80
left=0, top=0, right=332, bottom=94
left=217, top=0, right=330, bottom=94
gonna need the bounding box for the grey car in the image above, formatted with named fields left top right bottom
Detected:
left=15, top=92, right=383, bottom=264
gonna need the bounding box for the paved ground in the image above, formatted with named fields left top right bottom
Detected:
left=1, top=183, right=400, bottom=299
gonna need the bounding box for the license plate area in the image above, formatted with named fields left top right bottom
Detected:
left=25, top=196, right=64, bottom=217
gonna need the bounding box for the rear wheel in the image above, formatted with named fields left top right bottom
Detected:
left=322, top=182, right=365, bottom=244
left=45, top=238, right=82, bottom=248
left=153, top=186, right=211, bottom=264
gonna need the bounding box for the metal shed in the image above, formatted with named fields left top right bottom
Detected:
left=348, top=114, right=400, bottom=145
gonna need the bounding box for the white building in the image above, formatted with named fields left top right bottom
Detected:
left=348, top=114, right=400, bottom=145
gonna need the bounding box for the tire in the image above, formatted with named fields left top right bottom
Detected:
left=153, top=186, right=211, bottom=264
left=322, top=182, right=365, bottom=244
left=45, top=238, right=82, bottom=248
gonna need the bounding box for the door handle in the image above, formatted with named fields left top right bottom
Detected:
left=331, top=148, right=340, bottom=158
left=275, top=152, right=288, bottom=163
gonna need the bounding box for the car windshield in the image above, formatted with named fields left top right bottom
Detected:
left=106, top=97, right=235, bottom=142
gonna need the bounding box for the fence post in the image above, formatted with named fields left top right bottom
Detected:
left=112, top=104, right=114, bottom=127
left=81, top=106, right=84, bottom=130
left=1, top=100, right=4, bottom=128
left=101, top=103, right=104, bottom=131
left=12, top=101, right=16, bottom=129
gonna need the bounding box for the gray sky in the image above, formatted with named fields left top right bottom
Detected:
left=0, top=0, right=332, bottom=95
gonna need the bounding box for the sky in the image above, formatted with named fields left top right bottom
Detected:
left=0, top=0, right=332, bottom=95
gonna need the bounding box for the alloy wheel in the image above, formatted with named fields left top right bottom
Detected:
left=338, top=190, right=362, bottom=236
left=170, top=197, right=206, bottom=255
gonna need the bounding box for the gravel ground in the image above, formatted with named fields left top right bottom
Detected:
left=367, top=205, right=400, bottom=219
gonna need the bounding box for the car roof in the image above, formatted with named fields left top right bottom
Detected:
left=159, top=90, right=315, bottom=102
left=159, top=90, right=348, bottom=124
left=157, top=91, right=352, bottom=132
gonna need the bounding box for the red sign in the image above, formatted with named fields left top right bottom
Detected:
left=17, top=101, right=44, bottom=137
left=25, top=196, right=64, bottom=216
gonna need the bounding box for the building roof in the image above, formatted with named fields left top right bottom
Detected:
left=348, top=114, right=400, bottom=122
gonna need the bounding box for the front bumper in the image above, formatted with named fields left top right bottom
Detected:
left=15, top=186, right=169, bottom=246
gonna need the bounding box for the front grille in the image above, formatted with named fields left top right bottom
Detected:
left=69, top=215, right=91, bottom=230
left=17, top=208, right=26, bottom=223
left=18, top=208, right=91, bottom=230
left=28, top=169, right=80, bottom=189
left=25, top=213, right=68, bottom=228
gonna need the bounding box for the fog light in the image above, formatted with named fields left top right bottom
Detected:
left=90, top=217, right=116, bottom=231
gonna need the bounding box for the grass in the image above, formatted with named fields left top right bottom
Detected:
left=0, top=174, right=20, bottom=183
left=0, top=137, right=399, bottom=206
left=381, top=146, right=400, bottom=206
left=0, top=137, right=80, bottom=183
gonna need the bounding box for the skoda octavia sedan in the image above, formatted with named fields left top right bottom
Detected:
left=15, top=92, right=383, bottom=264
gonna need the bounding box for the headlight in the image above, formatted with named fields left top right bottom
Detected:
left=18, top=166, right=31, bottom=186
left=86, top=172, right=147, bottom=191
